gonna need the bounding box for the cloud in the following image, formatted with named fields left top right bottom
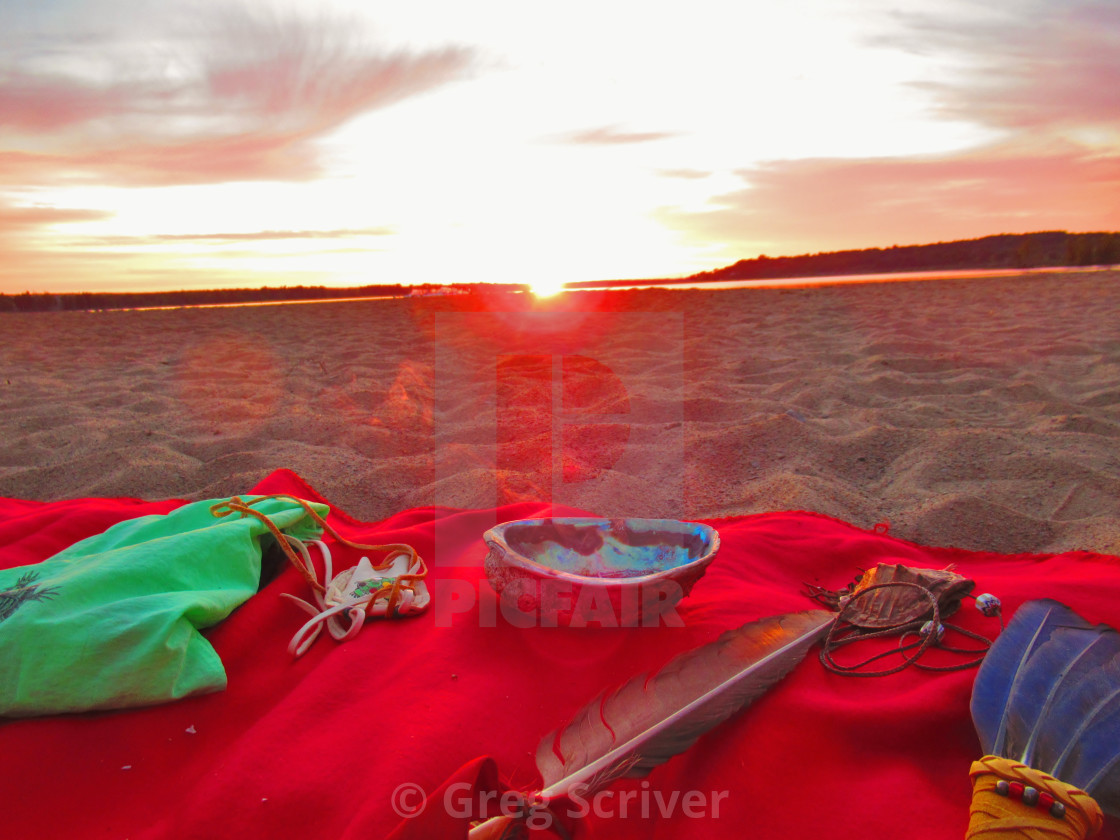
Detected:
left=0, top=197, right=112, bottom=291
left=71, top=227, right=396, bottom=246
left=0, top=71, right=135, bottom=133
left=0, top=196, right=372, bottom=292
left=883, top=0, right=1120, bottom=133
left=201, top=9, right=472, bottom=129
left=0, top=133, right=326, bottom=187
left=0, top=246, right=275, bottom=293
left=0, top=7, right=475, bottom=187
left=554, top=125, right=679, bottom=145
left=659, top=143, right=1120, bottom=258
left=150, top=227, right=395, bottom=242
left=658, top=168, right=712, bottom=180
left=0, top=202, right=114, bottom=230
left=655, top=0, right=1120, bottom=263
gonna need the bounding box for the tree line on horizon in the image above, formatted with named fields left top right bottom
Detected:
left=0, top=281, right=529, bottom=314
left=690, top=231, right=1120, bottom=283
left=4, top=231, right=1119, bottom=312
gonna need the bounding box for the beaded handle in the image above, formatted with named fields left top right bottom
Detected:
left=967, top=756, right=1103, bottom=839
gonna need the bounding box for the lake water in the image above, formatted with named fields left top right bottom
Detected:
left=570, top=264, right=1115, bottom=293
left=111, top=264, right=1116, bottom=312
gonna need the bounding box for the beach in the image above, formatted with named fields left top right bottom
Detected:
left=2, top=269, right=1119, bottom=557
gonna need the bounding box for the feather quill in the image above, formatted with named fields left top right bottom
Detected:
left=534, top=609, right=833, bottom=800
left=466, top=610, right=832, bottom=838
left=970, top=598, right=1120, bottom=815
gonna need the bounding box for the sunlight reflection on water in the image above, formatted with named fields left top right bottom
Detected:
left=570, top=264, right=1116, bottom=293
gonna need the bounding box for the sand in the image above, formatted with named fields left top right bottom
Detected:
left=2, top=269, right=1119, bottom=557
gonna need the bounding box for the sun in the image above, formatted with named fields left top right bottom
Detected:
left=529, top=277, right=566, bottom=298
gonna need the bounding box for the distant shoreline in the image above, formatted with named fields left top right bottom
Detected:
left=0, top=282, right=527, bottom=314
left=7, top=264, right=1118, bottom=316
left=3, top=230, right=1117, bottom=313
left=3, top=264, right=1117, bottom=314
left=568, top=263, right=1119, bottom=292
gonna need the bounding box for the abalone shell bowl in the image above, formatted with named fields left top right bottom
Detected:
left=482, top=518, right=720, bottom=626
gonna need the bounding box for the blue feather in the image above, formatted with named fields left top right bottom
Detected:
left=970, top=599, right=1069, bottom=757
left=1048, top=654, right=1120, bottom=813
left=1006, top=617, right=1109, bottom=766
left=971, top=599, right=1120, bottom=815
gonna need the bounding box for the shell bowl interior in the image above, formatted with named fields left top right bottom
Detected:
left=487, top=517, right=719, bottom=581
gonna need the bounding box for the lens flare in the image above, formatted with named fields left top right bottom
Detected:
left=529, top=278, right=566, bottom=298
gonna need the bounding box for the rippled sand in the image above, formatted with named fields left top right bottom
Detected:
left=2, top=269, right=1119, bottom=555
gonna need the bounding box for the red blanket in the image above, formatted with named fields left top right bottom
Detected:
left=2, top=469, right=1118, bottom=839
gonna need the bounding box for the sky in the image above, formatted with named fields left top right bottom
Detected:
left=1, top=0, right=1118, bottom=294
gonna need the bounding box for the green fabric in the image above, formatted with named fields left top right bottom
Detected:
left=0, top=495, right=327, bottom=717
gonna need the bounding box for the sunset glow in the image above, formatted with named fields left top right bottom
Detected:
left=529, top=278, right=566, bottom=299
left=1, top=0, right=1118, bottom=294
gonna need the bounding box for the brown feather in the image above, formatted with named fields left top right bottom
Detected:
left=535, top=609, right=834, bottom=800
